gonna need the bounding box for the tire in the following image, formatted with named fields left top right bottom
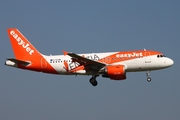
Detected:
left=89, top=78, right=98, bottom=86
left=147, top=77, right=151, bottom=82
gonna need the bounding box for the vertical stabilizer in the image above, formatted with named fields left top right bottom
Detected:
left=7, top=28, right=41, bottom=60
left=6, top=28, right=58, bottom=74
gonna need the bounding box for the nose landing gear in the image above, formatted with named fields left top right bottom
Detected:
left=147, top=77, right=151, bottom=82
left=146, top=71, right=151, bottom=82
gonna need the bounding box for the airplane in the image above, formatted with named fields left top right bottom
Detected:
left=5, top=28, right=174, bottom=86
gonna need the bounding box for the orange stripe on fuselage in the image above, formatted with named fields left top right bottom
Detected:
left=98, top=50, right=161, bottom=64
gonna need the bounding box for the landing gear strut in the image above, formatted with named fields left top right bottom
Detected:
left=146, top=71, right=151, bottom=82
left=89, top=75, right=98, bottom=86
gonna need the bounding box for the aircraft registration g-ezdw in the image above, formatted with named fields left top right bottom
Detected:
left=5, top=28, right=174, bottom=86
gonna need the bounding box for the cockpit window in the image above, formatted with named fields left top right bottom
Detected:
left=157, top=54, right=166, bottom=58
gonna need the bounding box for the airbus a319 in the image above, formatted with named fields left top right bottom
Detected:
left=5, top=28, right=174, bottom=86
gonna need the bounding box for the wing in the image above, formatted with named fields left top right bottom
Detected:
left=63, top=51, right=106, bottom=71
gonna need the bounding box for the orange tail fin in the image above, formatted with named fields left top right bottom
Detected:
left=7, top=28, right=41, bottom=60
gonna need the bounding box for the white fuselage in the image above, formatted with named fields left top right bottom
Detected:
left=42, top=52, right=173, bottom=75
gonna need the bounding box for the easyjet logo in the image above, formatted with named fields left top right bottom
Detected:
left=10, top=30, right=34, bottom=55
left=116, top=52, right=143, bottom=58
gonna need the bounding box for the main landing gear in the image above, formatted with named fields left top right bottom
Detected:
left=146, top=71, right=151, bottom=82
left=89, top=75, right=98, bottom=86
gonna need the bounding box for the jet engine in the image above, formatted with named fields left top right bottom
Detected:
left=102, top=65, right=126, bottom=80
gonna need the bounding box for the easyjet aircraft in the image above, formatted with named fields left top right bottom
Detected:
left=5, top=28, right=174, bottom=86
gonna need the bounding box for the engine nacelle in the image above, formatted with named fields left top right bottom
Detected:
left=102, top=65, right=126, bottom=80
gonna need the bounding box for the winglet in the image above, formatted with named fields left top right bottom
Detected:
left=62, top=50, right=68, bottom=56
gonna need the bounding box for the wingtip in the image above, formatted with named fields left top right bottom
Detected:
left=62, top=50, right=68, bottom=56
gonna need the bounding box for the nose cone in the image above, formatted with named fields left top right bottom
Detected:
left=166, top=58, right=174, bottom=67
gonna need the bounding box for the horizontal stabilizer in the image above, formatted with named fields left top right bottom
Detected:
left=6, top=58, right=31, bottom=66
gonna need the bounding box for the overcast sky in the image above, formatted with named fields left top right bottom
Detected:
left=0, top=0, right=179, bottom=120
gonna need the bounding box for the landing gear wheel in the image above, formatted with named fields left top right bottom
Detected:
left=147, top=77, right=151, bottom=82
left=89, top=78, right=98, bottom=86
left=146, top=71, right=152, bottom=82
